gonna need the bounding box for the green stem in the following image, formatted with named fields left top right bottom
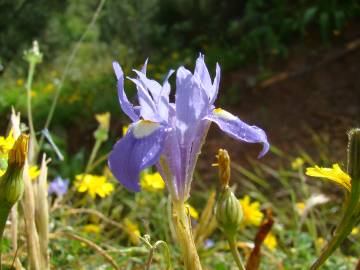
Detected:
left=227, top=234, right=246, bottom=270
left=38, top=0, right=107, bottom=154
left=85, top=139, right=102, bottom=173
left=25, top=61, right=38, bottom=151
left=0, top=207, right=11, bottom=270
left=172, top=200, right=202, bottom=270
left=310, top=184, right=360, bottom=269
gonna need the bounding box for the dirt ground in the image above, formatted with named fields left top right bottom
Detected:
left=201, top=28, right=360, bottom=175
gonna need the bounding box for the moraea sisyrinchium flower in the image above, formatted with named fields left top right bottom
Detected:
left=108, top=54, right=269, bottom=200
left=48, top=176, right=69, bottom=197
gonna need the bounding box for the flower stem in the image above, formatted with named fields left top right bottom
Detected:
left=25, top=61, right=38, bottom=154
left=227, top=234, right=246, bottom=270
left=0, top=207, right=10, bottom=270
left=85, top=139, right=102, bottom=173
left=172, top=200, right=202, bottom=270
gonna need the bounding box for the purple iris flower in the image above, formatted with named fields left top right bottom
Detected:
left=108, top=54, right=269, bottom=200
left=48, top=176, right=69, bottom=197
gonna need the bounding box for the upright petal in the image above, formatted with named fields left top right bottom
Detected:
left=112, top=62, right=139, bottom=121
left=175, top=66, right=209, bottom=143
left=206, top=108, right=269, bottom=157
left=194, top=54, right=221, bottom=104
left=127, top=77, right=160, bottom=122
left=108, top=120, right=169, bottom=192
left=195, top=53, right=212, bottom=90
left=210, top=63, right=221, bottom=104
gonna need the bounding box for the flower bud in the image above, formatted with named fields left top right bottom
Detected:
left=216, top=149, right=230, bottom=188
left=94, top=112, right=110, bottom=142
left=23, top=40, right=43, bottom=65
left=215, top=186, right=243, bottom=237
left=0, top=134, right=28, bottom=207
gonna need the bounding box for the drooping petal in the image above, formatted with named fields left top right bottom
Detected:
left=305, top=164, right=351, bottom=192
left=206, top=108, right=269, bottom=157
left=175, top=66, right=209, bottom=144
left=112, top=62, right=139, bottom=122
left=108, top=120, right=169, bottom=192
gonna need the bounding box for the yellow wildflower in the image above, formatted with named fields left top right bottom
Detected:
left=31, top=90, right=37, bottom=97
left=29, top=165, right=41, bottom=181
left=16, top=79, right=24, bottom=87
left=239, top=195, right=264, bottom=227
left=0, top=129, right=15, bottom=158
left=42, top=83, right=55, bottom=93
left=306, top=164, right=351, bottom=192
left=185, top=203, right=199, bottom=220
left=0, top=169, right=4, bottom=177
left=264, top=232, right=277, bottom=251
left=140, top=172, right=165, bottom=192
left=351, top=227, right=359, bottom=235
left=82, top=224, right=101, bottom=234
left=315, top=237, right=325, bottom=249
left=291, top=157, right=304, bottom=170
left=295, top=202, right=306, bottom=215
left=171, top=51, right=179, bottom=60
left=124, top=218, right=140, bottom=245
left=75, top=174, right=114, bottom=198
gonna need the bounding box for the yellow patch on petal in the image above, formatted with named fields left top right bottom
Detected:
left=264, top=232, right=277, bottom=251
left=75, top=174, right=114, bottom=198
left=306, top=164, right=351, bottom=191
left=239, top=195, right=264, bottom=227
left=185, top=203, right=199, bottom=219
left=213, top=108, right=237, bottom=121
left=133, top=120, right=160, bottom=139
left=140, top=172, right=165, bottom=192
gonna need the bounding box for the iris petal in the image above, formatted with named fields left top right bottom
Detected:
left=175, top=66, right=209, bottom=143
left=112, top=62, right=139, bottom=122
left=108, top=120, right=169, bottom=192
left=206, top=108, right=269, bottom=157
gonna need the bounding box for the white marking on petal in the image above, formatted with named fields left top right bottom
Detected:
left=133, top=120, right=161, bottom=139
left=213, top=108, right=237, bottom=121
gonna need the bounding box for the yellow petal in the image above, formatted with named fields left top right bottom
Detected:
left=264, top=232, right=277, bottom=251
left=306, top=164, right=351, bottom=191
left=185, top=203, right=199, bottom=219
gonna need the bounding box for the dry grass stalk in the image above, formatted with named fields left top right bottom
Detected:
left=21, top=162, right=42, bottom=270
left=10, top=108, right=24, bottom=270
left=34, top=154, right=50, bottom=269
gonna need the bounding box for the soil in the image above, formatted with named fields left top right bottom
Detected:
left=199, top=25, right=360, bottom=179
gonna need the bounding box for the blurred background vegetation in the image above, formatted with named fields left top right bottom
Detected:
left=0, top=0, right=359, bottom=177
left=1, top=1, right=360, bottom=269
